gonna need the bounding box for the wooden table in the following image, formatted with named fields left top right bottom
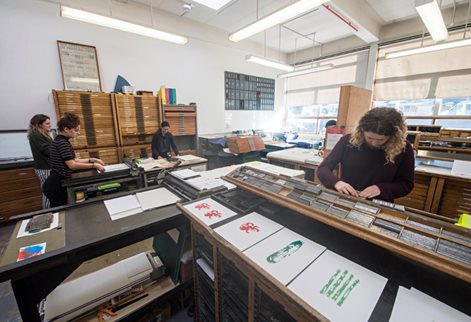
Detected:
left=267, top=147, right=324, bottom=183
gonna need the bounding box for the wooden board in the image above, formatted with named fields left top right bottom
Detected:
left=337, top=85, right=372, bottom=134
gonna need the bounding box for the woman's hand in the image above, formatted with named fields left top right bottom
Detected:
left=334, top=181, right=358, bottom=197
left=359, top=185, right=381, bottom=199
left=90, top=157, right=105, bottom=166
left=93, top=162, right=105, bottom=172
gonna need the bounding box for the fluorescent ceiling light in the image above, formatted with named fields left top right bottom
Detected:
left=193, top=0, right=232, bottom=10
left=415, top=0, right=448, bottom=41
left=278, top=64, right=334, bottom=78
left=246, top=55, right=294, bottom=72
left=229, top=0, right=328, bottom=42
left=385, top=38, right=471, bottom=59
left=61, top=6, right=188, bottom=45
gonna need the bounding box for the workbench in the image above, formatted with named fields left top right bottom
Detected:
left=0, top=186, right=189, bottom=321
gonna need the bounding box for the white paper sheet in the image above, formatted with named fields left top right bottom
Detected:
left=183, top=198, right=238, bottom=226
left=136, top=188, right=181, bottom=211
left=288, top=250, right=387, bottom=322
left=389, top=286, right=470, bottom=322
left=196, top=258, right=214, bottom=282
left=186, top=176, right=226, bottom=191
left=451, top=160, right=471, bottom=179
left=172, top=169, right=200, bottom=180
left=243, top=228, right=326, bottom=285
left=103, top=163, right=129, bottom=172
left=139, top=160, right=164, bottom=172
left=104, top=195, right=142, bottom=220
left=214, top=212, right=283, bottom=251
left=178, top=155, right=200, bottom=161
left=17, top=213, right=60, bottom=238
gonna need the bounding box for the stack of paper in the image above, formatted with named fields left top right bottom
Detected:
left=178, top=155, right=200, bottom=161
left=103, top=163, right=129, bottom=172
left=104, top=188, right=182, bottom=220
left=186, top=176, right=226, bottom=191
left=389, top=287, right=469, bottom=322
left=104, top=195, right=142, bottom=220
left=172, top=169, right=200, bottom=180
left=288, top=250, right=387, bottom=322
left=136, top=188, right=181, bottom=211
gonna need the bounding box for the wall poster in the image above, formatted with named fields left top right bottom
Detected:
left=57, top=41, right=102, bottom=92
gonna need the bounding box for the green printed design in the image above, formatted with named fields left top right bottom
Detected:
left=320, top=269, right=360, bottom=307
left=332, top=274, right=353, bottom=301
left=338, top=279, right=360, bottom=307
left=320, top=269, right=341, bottom=294
left=266, top=240, right=304, bottom=263
left=326, top=270, right=347, bottom=297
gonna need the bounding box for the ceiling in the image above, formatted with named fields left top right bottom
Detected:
left=125, top=0, right=469, bottom=53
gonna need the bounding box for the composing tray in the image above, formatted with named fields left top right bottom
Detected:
left=223, top=166, right=471, bottom=282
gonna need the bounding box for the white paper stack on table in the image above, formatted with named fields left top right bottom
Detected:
left=103, top=163, right=129, bottom=172
left=183, top=198, right=238, bottom=226
left=178, top=155, right=201, bottom=161
left=288, top=250, right=387, bottom=322
left=389, top=286, right=470, bottom=322
left=171, top=169, right=200, bottom=180
left=104, top=188, right=181, bottom=220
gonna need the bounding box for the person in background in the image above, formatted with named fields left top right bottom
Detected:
left=28, top=114, right=52, bottom=209
left=317, top=108, right=414, bottom=202
left=325, top=119, right=337, bottom=130
left=43, top=113, right=105, bottom=207
left=151, top=121, right=179, bottom=159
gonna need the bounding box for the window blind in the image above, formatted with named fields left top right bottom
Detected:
left=374, top=31, right=471, bottom=101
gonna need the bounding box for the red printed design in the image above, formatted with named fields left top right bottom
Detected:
left=204, top=210, right=222, bottom=219
left=195, top=202, right=210, bottom=210
left=240, top=222, right=260, bottom=234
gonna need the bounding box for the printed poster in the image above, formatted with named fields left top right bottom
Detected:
left=183, top=198, right=237, bottom=226
left=288, top=250, right=387, bottom=322
left=243, top=228, right=326, bottom=285
left=214, top=212, right=283, bottom=251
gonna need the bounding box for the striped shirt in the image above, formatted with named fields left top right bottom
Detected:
left=50, top=135, right=75, bottom=178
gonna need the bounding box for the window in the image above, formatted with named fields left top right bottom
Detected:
left=374, top=97, right=471, bottom=129
left=285, top=50, right=368, bottom=133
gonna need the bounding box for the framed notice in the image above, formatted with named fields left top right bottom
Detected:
left=57, top=41, right=102, bottom=92
left=225, top=71, right=275, bottom=110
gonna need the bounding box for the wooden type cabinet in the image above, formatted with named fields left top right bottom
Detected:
left=115, top=94, right=161, bottom=146
left=0, top=167, right=42, bottom=222
left=74, top=147, right=120, bottom=165
left=53, top=90, right=118, bottom=149
left=163, top=105, right=198, bottom=155
left=396, top=172, right=471, bottom=220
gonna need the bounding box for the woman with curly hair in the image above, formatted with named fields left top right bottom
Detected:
left=28, top=114, right=53, bottom=209
left=317, top=108, right=414, bottom=202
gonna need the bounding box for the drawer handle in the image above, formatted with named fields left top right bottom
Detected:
left=18, top=172, right=28, bottom=176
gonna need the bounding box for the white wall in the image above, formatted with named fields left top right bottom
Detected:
left=0, top=0, right=285, bottom=134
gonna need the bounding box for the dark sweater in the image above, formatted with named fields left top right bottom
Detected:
left=317, top=134, right=415, bottom=202
left=151, top=129, right=179, bottom=158
left=28, top=132, right=52, bottom=170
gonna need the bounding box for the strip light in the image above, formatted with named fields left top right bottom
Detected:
left=61, top=6, right=188, bottom=45
left=246, top=55, right=294, bottom=71
left=229, top=0, right=328, bottom=42
left=278, top=64, right=334, bottom=78
left=415, top=0, right=448, bottom=41
left=385, top=38, right=471, bottom=59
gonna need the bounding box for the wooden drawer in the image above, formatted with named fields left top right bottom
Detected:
left=396, top=173, right=432, bottom=210
left=0, top=196, right=42, bottom=222
left=75, top=147, right=120, bottom=165
left=163, top=105, right=196, bottom=112
left=0, top=186, right=42, bottom=203
left=0, top=167, right=36, bottom=183
left=436, top=179, right=471, bottom=219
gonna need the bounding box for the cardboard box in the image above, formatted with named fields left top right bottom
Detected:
left=226, top=136, right=265, bottom=154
